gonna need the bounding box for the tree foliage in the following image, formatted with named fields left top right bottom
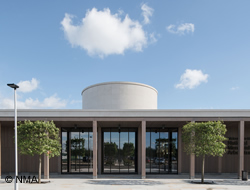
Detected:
left=182, top=121, right=227, bottom=183
left=182, top=121, right=227, bottom=157
left=122, top=142, right=135, bottom=157
left=122, top=142, right=135, bottom=166
left=104, top=142, right=118, bottom=164
left=17, top=120, right=61, bottom=183
left=66, top=138, right=86, bottom=158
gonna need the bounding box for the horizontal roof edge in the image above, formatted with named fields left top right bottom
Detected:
left=81, top=81, right=158, bottom=95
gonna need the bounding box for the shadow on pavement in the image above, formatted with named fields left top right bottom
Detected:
left=184, top=179, right=250, bottom=186
left=86, top=180, right=164, bottom=185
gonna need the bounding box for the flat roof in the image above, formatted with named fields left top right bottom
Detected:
left=1, top=109, right=250, bottom=119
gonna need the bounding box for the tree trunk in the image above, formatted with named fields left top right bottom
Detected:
left=201, top=155, right=205, bottom=183
left=39, top=154, right=41, bottom=184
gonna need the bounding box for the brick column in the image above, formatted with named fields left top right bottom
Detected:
left=238, top=120, right=244, bottom=178
left=44, top=153, right=49, bottom=179
left=141, top=121, right=146, bottom=179
left=93, top=121, right=98, bottom=179
left=190, top=121, right=195, bottom=179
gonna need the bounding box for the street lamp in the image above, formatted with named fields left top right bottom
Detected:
left=7, top=83, right=19, bottom=190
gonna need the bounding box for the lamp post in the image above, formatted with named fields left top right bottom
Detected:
left=7, top=83, right=19, bottom=190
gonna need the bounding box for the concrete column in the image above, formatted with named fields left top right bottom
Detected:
left=0, top=123, right=1, bottom=179
left=178, top=126, right=182, bottom=174
left=93, top=121, right=98, bottom=179
left=190, top=154, right=195, bottom=179
left=138, top=125, right=142, bottom=174
left=97, top=126, right=102, bottom=175
left=190, top=121, right=195, bottom=179
left=44, top=153, right=49, bottom=179
left=218, top=157, right=222, bottom=173
left=141, top=121, right=146, bottom=179
left=238, top=120, right=244, bottom=179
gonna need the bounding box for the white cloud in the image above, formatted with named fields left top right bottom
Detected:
left=231, top=87, right=239, bottom=90
left=149, top=32, right=158, bottom=43
left=141, top=4, right=154, bottom=25
left=70, top=100, right=82, bottom=105
left=0, top=94, right=67, bottom=109
left=17, top=78, right=39, bottom=93
left=166, top=23, right=195, bottom=35
left=61, top=8, right=148, bottom=57
left=175, top=69, right=208, bottom=89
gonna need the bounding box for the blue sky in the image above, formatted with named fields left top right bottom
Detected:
left=0, top=0, right=250, bottom=109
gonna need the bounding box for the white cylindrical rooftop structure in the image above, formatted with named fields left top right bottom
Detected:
left=81, top=82, right=158, bottom=109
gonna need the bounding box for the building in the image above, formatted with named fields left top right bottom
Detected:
left=0, top=82, right=249, bottom=179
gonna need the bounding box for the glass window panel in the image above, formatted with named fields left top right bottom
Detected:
left=70, top=132, right=80, bottom=173
left=120, top=131, right=128, bottom=173
left=146, top=128, right=178, bottom=174
left=111, top=131, right=119, bottom=173
left=160, top=131, right=169, bottom=173
left=79, top=130, right=89, bottom=173
left=146, top=131, right=151, bottom=173
left=103, top=131, right=111, bottom=173
left=61, top=131, right=68, bottom=173
left=89, top=131, right=93, bottom=172
left=171, top=132, right=178, bottom=173
left=128, top=131, right=136, bottom=173
left=102, top=128, right=137, bottom=174
left=61, top=128, right=93, bottom=174
left=151, top=129, right=160, bottom=173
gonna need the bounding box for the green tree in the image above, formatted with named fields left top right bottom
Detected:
left=104, top=142, right=118, bottom=164
left=67, top=138, right=85, bottom=170
left=122, top=142, right=135, bottom=166
left=17, top=120, right=61, bottom=183
left=182, top=121, right=227, bottom=183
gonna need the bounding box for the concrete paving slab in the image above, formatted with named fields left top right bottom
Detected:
left=0, top=174, right=249, bottom=190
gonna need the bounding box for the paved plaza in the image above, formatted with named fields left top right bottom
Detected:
left=0, top=174, right=249, bottom=190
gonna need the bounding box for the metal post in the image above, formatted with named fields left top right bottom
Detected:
left=8, top=84, right=19, bottom=190
left=14, top=88, right=18, bottom=190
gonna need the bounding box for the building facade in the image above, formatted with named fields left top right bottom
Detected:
left=0, top=82, right=249, bottom=179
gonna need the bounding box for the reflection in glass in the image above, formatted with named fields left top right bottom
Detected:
left=151, top=129, right=160, bottom=173
left=171, top=132, right=178, bottom=173
left=146, top=130, right=151, bottom=173
left=62, top=132, right=68, bottom=172
left=80, top=130, right=88, bottom=172
left=111, top=131, right=119, bottom=173
left=103, top=131, right=111, bottom=173
left=128, top=132, right=135, bottom=173
left=120, top=131, right=128, bottom=173
left=146, top=128, right=178, bottom=174
left=89, top=131, right=93, bottom=172
left=61, top=128, right=93, bottom=173
left=70, top=132, right=80, bottom=173
left=103, top=128, right=137, bottom=173
left=160, top=131, right=168, bottom=173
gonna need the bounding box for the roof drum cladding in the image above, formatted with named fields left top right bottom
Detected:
left=81, top=82, right=158, bottom=109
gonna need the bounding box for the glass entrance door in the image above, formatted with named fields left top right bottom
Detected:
left=146, top=128, right=178, bottom=174
left=102, top=128, right=137, bottom=174
left=61, top=128, right=93, bottom=173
